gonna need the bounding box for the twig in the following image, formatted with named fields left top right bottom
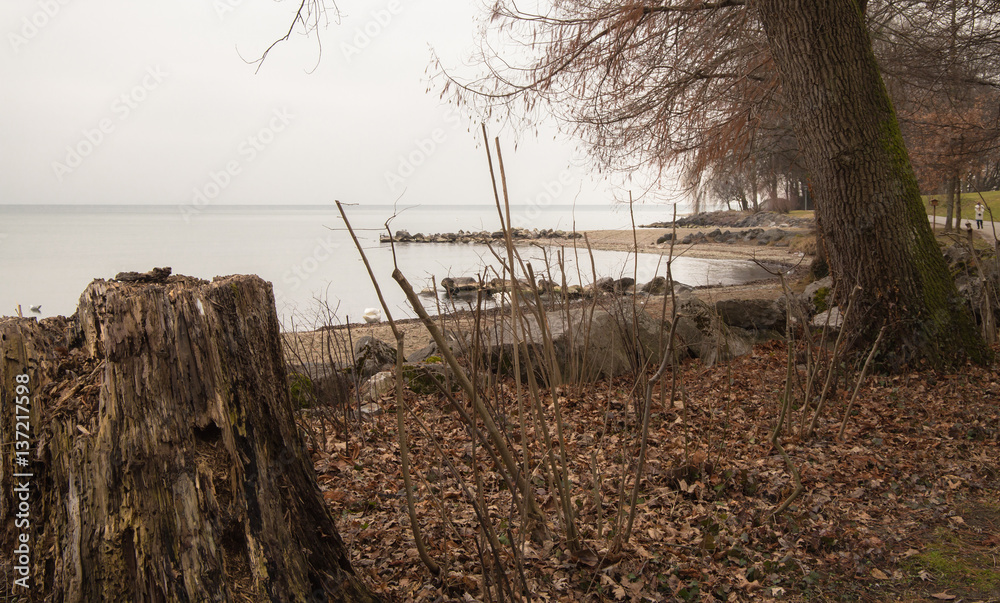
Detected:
left=837, top=324, right=886, bottom=440
left=336, top=200, right=440, bottom=575
left=392, top=267, right=544, bottom=525
left=805, top=285, right=861, bottom=438
left=621, top=232, right=680, bottom=547
left=770, top=439, right=803, bottom=518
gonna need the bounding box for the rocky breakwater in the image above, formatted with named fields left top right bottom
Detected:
left=644, top=210, right=815, bottom=248
left=379, top=227, right=584, bottom=245
left=654, top=227, right=798, bottom=247
left=431, top=274, right=693, bottom=300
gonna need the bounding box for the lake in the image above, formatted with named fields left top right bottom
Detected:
left=0, top=203, right=775, bottom=329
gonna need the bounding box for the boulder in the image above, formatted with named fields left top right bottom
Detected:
left=287, top=362, right=353, bottom=408
left=714, top=298, right=786, bottom=333
left=592, top=277, right=616, bottom=292
left=479, top=306, right=677, bottom=382
left=406, top=333, right=461, bottom=363
left=802, top=276, right=833, bottom=313
left=614, top=277, right=636, bottom=292
left=810, top=306, right=843, bottom=330
left=353, top=336, right=397, bottom=379
left=536, top=278, right=558, bottom=293
left=441, top=276, right=479, bottom=295
left=360, top=371, right=395, bottom=401
left=402, top=361, right=456, bottom=395
left=672, top=295, right=753, bottom=366
left=641, top=276, right=669, bottom=295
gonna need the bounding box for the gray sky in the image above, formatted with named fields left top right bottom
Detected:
left=0, top=0, right=658, bottom=208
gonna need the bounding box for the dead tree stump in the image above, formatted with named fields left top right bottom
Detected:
left=1, top=275, right=379, bottom=602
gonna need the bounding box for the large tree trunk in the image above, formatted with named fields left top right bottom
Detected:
left=1, top=274, right=380, bottom=602
left=757, top=0, right=988, bottom=368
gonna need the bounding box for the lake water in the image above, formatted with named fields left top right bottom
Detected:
left=0, top=204, right=774, bottom=329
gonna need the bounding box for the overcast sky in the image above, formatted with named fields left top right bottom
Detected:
left=0, top=0, right=662, bottom=208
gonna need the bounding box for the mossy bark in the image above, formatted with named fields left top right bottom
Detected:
left=1, top=275, right=380, bottom=602
left=758, top=0, right=989, bottom=368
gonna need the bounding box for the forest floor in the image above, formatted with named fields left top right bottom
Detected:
left=293, top=212, right=999, bottom=602
left=300, top=340, right=1000, bottom=602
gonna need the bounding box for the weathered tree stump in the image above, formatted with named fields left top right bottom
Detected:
left=1, top=274, right=379, bottom=602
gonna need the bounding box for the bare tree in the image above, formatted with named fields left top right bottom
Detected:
left=448, top=0, right=988, bottom=367
left=873, top=0, right=1000, bottom=228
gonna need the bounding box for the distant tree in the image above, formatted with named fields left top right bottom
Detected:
left=872, top=0, right=1000, bottom=228
left=454, top=0, right=988, bottom=367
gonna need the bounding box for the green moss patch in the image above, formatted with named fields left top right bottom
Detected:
left=904, top=500, right=1000, bottom=600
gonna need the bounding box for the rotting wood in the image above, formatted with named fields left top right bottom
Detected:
left=0, top=274, right=380, bottom=602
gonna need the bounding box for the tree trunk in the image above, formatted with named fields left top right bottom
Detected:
left=757, top=0, right=988, bottom=368
left=1, top=274, right=380, bottom=602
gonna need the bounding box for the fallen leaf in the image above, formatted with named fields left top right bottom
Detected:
left=931, top=593, right=956, bottom=600
left=871, top=568, right=889, bottom=580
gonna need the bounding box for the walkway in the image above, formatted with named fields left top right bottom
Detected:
left=928, top=214, right=1000, bottom=246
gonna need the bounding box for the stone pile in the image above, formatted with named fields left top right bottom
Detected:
left=380, top=228, right=583, bottom=244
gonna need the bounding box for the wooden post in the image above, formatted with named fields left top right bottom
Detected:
left=930, top=198, right=939, bottom=233
left=1, top=273, right=380, bottom=602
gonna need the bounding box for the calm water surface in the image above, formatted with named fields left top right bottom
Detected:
left=0, top=204, right=774, bottom=329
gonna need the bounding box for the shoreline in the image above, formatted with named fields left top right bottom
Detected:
left=291, top=221, right=816, bottom=356
left=570, top=225, right=813, bottom=264
left=379, top=222, right=814, bottom=266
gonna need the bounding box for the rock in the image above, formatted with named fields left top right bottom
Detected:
left=479, top=306, right=676, bottom=382
left=614, top=277, right=636, bottom=292
left=353, top=336, right=397, bottom=379
left=536, top=278, right=558, bottom=293
left=360, top=371, right=395, bottom=401
left=673, top=282, right=694, bottom=295
left=714, top=298, right=786, bottom=333
left=672, top=295, right=753, bottom=366
left=802, top=276, right=834, bottom=313
left=593, top=277, right=616, bottom=292
left=406, top=333, right=460, bottom=363
left=656, top=233, right=674, bottom=244
left=441, top=276, right=479, bottom=294
left=762, top=228, right=786, bottom=242
left=402, top=361, right=455, bottom=395
left=811, top=306, right=843, bottom=330
left=359, top=402, right=382, bottom=418
left=287, top=362, right=353, bottom=409
left=641, top=276, right=669, bottom=295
